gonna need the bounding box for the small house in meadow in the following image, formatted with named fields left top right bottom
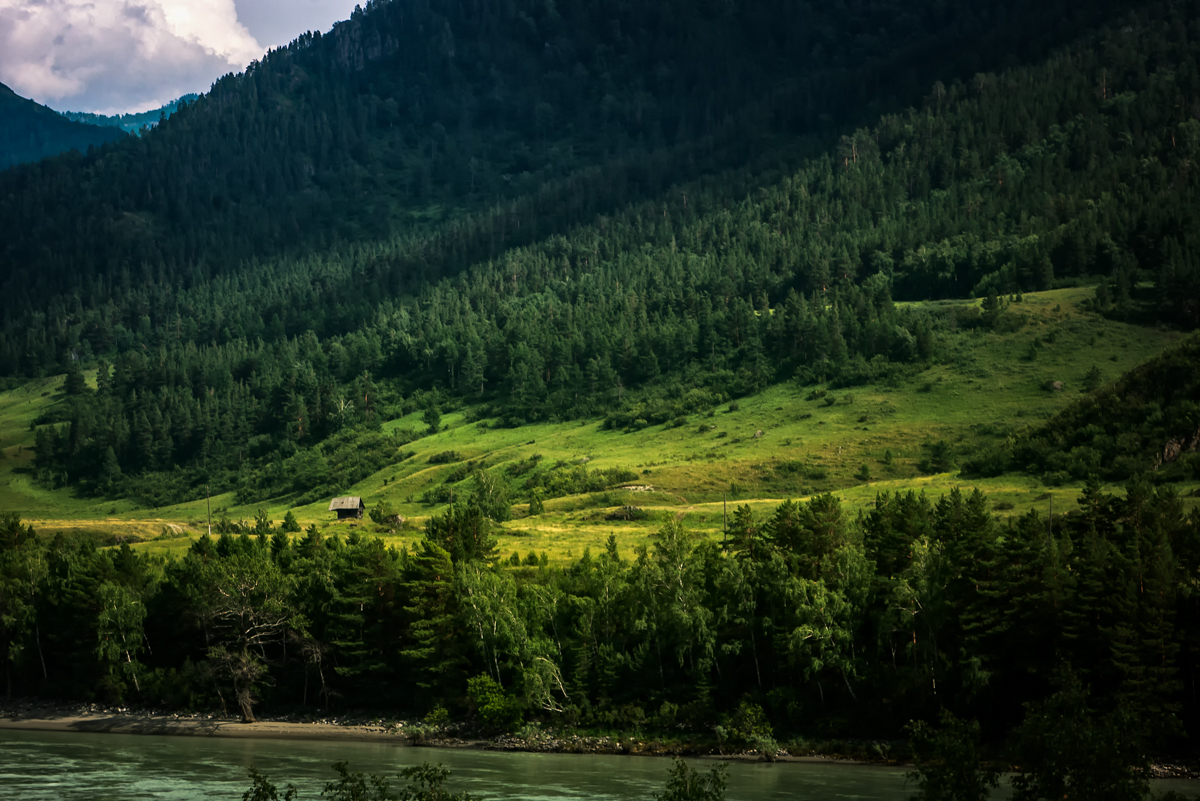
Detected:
left=329, top=496, right=366, bottom=521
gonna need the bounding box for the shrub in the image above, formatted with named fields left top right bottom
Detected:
left=423, top=705, right=451, bottom=726
left=720, top=700, right=778, bottom=755
left=419, top=485, right=453, bottom=505
left=960, top=446, right=1011, bottom=478
left=918, top=441, right=955, bottom=474
left=654, top=759, right=728, bottom=801
left=1042, top=470, right=1070, bottom=486
left=528, top=488, right=545, bottom=515
left=423, top=405, right=442, bottom=433
left=368, top=500, right=400, bottom=526
left=525, top=464, right=638, bottom=499
left=466, top=674, right=523, bottom=734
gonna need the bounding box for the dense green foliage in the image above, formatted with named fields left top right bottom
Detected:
left=2, top=481, right=1197, bottom=745
left=0, top=82, right=126, bottom=170
left=654, top=760, right=728, bottom=801
left=7, top=0, right=1199, bottom=507
left=0, top=0, right=1137, bottom=302
left=7, top=1, right=1200, bottom=780
left=244, top=761, right=477, bottom=801
left=1007, top=676, right=1158, bottom=801
left=907, top=683, right=1174, bottom=801
left=906, top=710, right=999, bottom=801
left=243, top=758, right=724, bottom=801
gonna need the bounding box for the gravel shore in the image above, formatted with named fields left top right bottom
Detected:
left=0, top=699, right=836, bottom=762
left=0, top=700, right=410, bottom=742
left=2, top=699, right=1197, bottom=779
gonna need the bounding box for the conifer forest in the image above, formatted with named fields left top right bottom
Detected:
left=2, top=0, right=1200, bottom=776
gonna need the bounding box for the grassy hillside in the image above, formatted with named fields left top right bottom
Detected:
left=4, top=1, right=1200, bottom=566
left=6, top=1, right=1200, bottom=523
left=4, top=286, right=1193, bottom=560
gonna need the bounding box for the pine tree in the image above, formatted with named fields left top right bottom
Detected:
left=400, top=542, right=466, bottom=699
left=100, top=447, right=122, bottom=494
left=63, top=362, right=87, bottom=396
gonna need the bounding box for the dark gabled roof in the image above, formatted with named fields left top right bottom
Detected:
left=328, top=496, right=365, bottom=511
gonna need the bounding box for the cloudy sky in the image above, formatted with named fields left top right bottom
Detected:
left=0, top=0, right=360, bottom=114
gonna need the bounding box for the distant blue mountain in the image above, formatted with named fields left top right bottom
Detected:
left=59, top=94, right=201, bottom=135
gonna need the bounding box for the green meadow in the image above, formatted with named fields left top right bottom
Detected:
left=2, top=286, right=1195, bottom=562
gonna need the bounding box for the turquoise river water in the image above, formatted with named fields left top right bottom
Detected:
left=1, top=729, right=1198, bottom=800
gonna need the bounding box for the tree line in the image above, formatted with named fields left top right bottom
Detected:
left=3, top=480, right=1197, bottom=750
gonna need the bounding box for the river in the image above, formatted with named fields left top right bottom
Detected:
left=1, top=729, right=1198, bottom=799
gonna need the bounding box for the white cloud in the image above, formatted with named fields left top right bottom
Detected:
left=0, top=0, right=267, bottom=114
left=157, top=0, right=263, bottom=65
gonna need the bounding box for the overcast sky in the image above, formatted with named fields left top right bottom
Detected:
left=0, top=0, right=360, bottom=115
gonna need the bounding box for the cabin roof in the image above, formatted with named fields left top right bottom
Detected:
left=328, top=496, right=365, bottom=511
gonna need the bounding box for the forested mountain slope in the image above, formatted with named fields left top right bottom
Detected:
left=5, top=0, right=1200, bottom=760
left=0, top=0, right=1146, bottom=332
left=59, top=94, right=200, bottom=135
left=0, top=83, right=126, bottom=170
left=18, top=0, right=1200, bottom=508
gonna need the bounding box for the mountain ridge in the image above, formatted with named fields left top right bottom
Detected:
left=0, top=0, right=1146, bottom=315
left=59, top=94, right=201, bottom=135
left=0, top=82, right=127, bottom=170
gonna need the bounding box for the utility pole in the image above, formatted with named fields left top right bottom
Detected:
left=206, top=484, right=212, bottom=537
left=723, top=493, right=728, bottom=548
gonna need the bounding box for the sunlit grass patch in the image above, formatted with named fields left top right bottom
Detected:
left=0, top=288, right=1188, bottom=560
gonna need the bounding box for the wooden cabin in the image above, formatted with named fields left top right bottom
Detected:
left=329, top=496, right=366, bottom=521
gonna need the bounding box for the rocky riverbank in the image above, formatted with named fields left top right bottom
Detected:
left=2, top=698, right=1198, bottom=779
left=0, top=699, right=405, bottom=742
left=0, top=698, right=864, bottom=763
left=0, top=702, right=718, bottom=755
